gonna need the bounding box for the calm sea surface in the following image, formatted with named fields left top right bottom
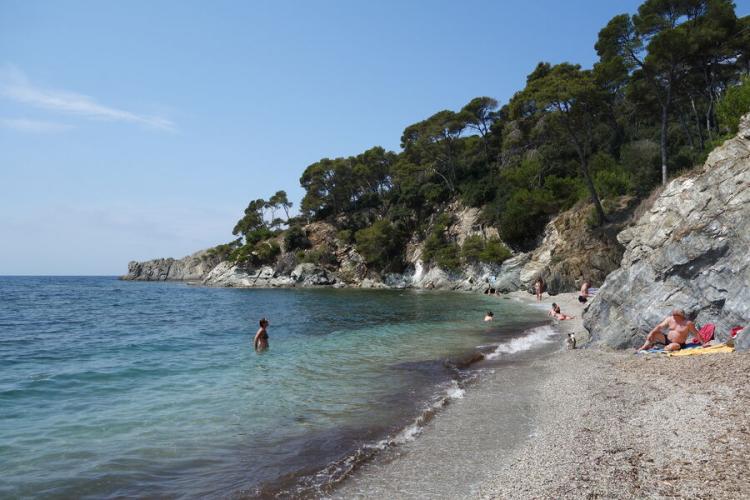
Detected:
left=0, top=276, right=545, bottom=498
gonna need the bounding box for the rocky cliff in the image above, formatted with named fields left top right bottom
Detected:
left=518, top=196, right=636, bottom=295
left=584, top=115, right=750, bottom=349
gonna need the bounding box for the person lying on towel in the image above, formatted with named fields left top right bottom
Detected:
left=637, top=308, right=703, bottom=352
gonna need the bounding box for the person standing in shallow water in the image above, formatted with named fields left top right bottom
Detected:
left=533, top=277, right=545, bottom=302
left=254, top=318, right=270, bottom=352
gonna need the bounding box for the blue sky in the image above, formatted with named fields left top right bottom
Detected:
left=2, top=1, right=748, bottom=275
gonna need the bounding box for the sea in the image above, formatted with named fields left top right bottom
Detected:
left=0, top=276, right=555, bottom=498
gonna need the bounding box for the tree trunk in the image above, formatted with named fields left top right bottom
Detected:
left=677, top=105, right=695, bottom=150
left=660, top=93, right=670, bottom=186
left=690, top=96, right=705, bottom=151
left=579, top=157, right=607, bottom=225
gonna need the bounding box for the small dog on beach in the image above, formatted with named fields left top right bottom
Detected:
left=565, top=333, right=577, bottom=350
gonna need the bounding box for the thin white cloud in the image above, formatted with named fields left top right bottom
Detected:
left=1, top=117, right=72, bottom=133
left=0, top=65, right=175, bottom=131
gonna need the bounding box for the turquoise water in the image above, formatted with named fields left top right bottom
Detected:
left=0, top=277, right=544, bottom=498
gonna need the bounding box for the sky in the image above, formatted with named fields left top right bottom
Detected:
left=2, top=1, right=748, bottom=275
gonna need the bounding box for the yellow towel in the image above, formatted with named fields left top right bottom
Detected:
left=667, top=343, right=735, bottom=357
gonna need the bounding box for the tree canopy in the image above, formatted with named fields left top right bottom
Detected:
left=224, top=0, right=749, bottom=272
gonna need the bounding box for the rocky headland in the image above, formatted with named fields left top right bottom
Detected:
left=122, top=199, right=633, bottom=295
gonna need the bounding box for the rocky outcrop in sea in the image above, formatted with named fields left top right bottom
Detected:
left=122, top=249, right=223, bottom=281
left=584, top=114, right=750, bottom=349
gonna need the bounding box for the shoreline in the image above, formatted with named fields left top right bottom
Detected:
left=328, top=291, right=750, bottom=499
left=244, top=289, right=552, bottom=498
left=327, top=294, right=565, bottom=498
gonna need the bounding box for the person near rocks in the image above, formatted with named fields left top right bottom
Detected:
left=578, top=280, right=591, bottom=303
left=637, top=308, right=702, bottom=352
left=548, top=303, right=575, bottom=320
left=533, top=277, right=545, bottom=302
left=254, top=317, right=270, bottom=351
left=484, top=311, right=495, bottom=322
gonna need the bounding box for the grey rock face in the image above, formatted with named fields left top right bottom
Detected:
left=290, top=263, right=336, bottom=286
left=584, top=114, right=750, bottom=350
left=494, top=253, right=531, bottom=293
left=202, top=263, right=294, bottom=287
left=122, top=249, right=221, bottom=281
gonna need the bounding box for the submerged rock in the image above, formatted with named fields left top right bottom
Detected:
left=584, top=114, right=750, bottom=349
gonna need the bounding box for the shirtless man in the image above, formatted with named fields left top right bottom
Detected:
left=638, top=308, right=702, bottom=352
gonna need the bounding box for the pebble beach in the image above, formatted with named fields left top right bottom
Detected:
left=479, top=292, right=750, bottom=499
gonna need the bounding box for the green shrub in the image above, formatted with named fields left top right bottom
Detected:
left=542, top=175, right=585, bottom=209
left=585, top=205, right=604, bottom=228
left=498, top=188, right=556, bottom=248
left=284, top=225, right=311, bottom=252
left=459, top=179, right=496, bottom=207
left=593, top=167, right=631, bottom=199
left=621, top=139, right=661, bottom=197
left=435, top=243, right=461, bottom=271
left=299, top=248, right=337, bottom=266
left=230, top=240, right=280, bottom=266
left=421, top=214, right=456, bottom=264
left=717, top=76, right=750, bottom=134
left=254, top=241, right=281, bottom=264
left=204, top=240, right=240, bottom=261
left=461, top=235, right=485, bottom=263
left=336, top=229, right=353, bottom=244
left=479, top=238, right=511, bottom=264
left=355, top=220, right=404, bottom=270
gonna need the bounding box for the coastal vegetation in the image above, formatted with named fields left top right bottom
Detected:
left=223, top=0, right=749, bottom=273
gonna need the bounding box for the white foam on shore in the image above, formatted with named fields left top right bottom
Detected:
left=485, top=325, right=558, bottom=359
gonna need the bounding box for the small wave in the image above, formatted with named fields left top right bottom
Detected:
left=273, top=378, right=473, bottom=498
left=485, top=325, right=558, bottom=359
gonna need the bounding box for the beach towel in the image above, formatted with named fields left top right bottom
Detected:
left=692, top=323, right=715, bottom=344
left=667, top=343, right=735, bottom=357
left=636, top=343, right=702, bottom=355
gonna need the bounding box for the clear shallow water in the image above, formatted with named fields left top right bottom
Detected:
left=0, top=277, right=544, bottom=498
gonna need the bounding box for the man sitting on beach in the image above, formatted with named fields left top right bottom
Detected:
left=637, top=308, right=702, bottom=352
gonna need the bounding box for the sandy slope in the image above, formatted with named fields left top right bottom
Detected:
left=479, top=292, right=750, bottom=499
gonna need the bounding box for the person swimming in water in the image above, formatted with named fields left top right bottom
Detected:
left=484, top=311, right=495, bottom=322
left=254, top=317, right=270, bottom=351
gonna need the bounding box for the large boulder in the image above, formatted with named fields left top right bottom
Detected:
left=290, top=263, right=336, bottom=286
left=493, top=253, right=531, bottom=293
left=584, top=115, right=750, bottom=349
